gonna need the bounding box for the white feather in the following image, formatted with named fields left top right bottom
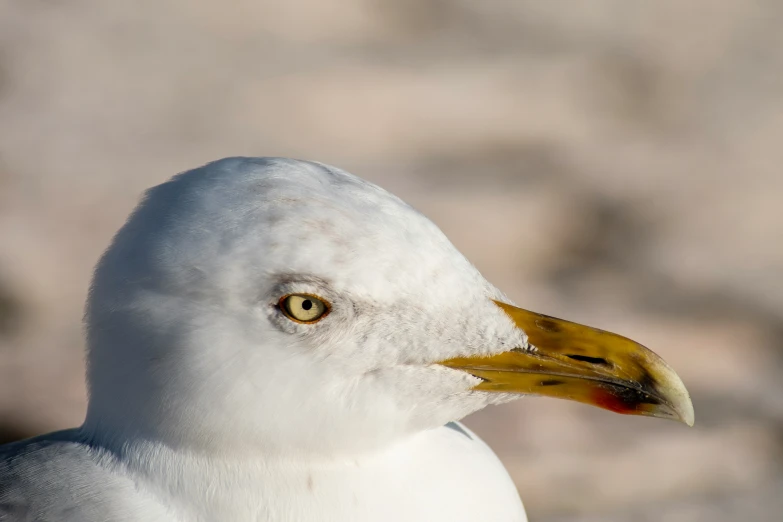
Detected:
left=1, top=157, right=527, bottom=521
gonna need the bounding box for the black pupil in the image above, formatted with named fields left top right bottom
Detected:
left=301, top=299, right=313, bottom=311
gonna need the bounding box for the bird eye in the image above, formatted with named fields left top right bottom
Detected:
left=279, top=294, right=329, bottom=323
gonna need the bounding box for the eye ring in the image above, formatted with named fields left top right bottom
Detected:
left=278, top=293, right=331, bottom=324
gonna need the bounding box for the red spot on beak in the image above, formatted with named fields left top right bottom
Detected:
left=591, top=388, right=636, bottom=414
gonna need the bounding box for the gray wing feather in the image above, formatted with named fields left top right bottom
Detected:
left=0, top=430, right=167, bottom=522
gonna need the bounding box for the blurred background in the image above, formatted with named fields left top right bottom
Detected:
left=1, top=1, right=782, bottom=520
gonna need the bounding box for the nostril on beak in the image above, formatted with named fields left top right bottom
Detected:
left=565, top=354, right=612, bottom=367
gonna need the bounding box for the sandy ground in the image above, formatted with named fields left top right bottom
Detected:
left=1, top=1, right=782, bottom=520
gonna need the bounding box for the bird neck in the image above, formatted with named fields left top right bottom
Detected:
left=83, top=424, right=525, bottom=522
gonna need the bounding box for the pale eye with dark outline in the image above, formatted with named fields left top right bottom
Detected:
left=279, top=294, right=330, bottom=323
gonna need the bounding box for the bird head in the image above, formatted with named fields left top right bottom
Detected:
left=83, top=157, right=693, bottom=457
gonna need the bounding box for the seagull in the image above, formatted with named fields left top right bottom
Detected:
left=0, top=157, right=693, bottom=522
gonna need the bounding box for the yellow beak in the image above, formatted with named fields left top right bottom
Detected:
left=439, top=301, right=694, bottom=426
